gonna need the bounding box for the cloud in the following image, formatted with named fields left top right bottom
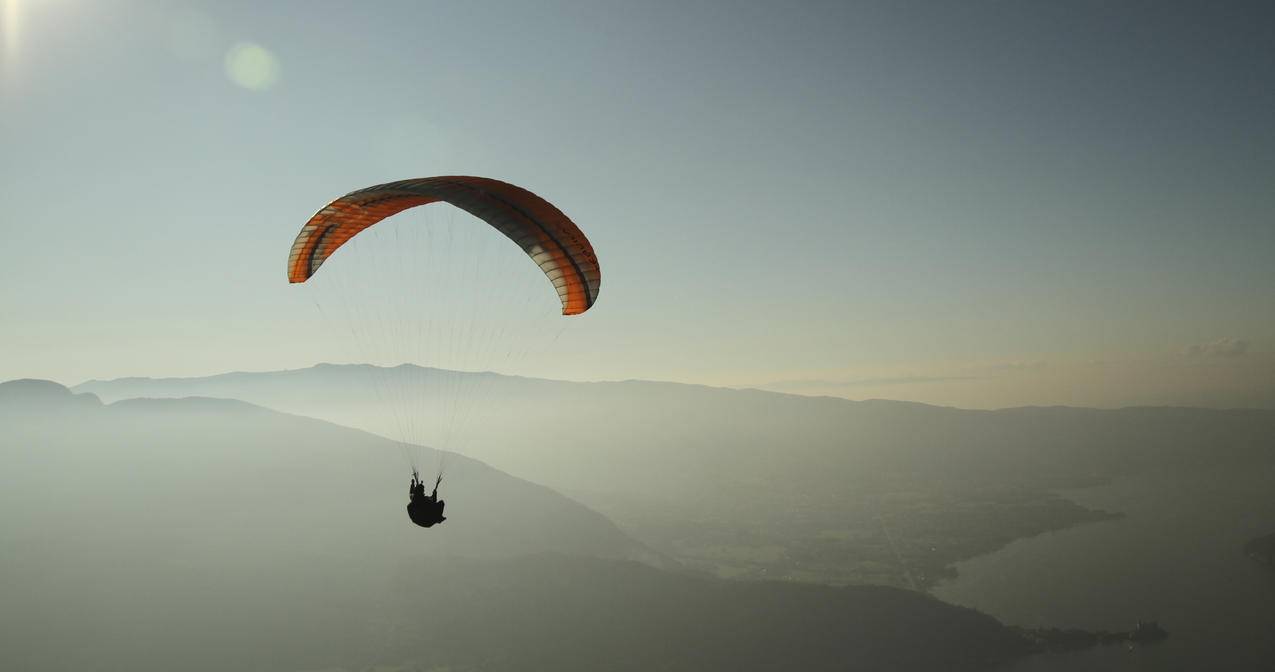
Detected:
left=1182, top=337, right=1249, bottom=358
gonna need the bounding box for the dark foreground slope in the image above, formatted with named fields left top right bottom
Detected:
left=4, top=548, right=1037, bottom=672
left=378, top=555, right=1033, bottom=672
left=0, top=380, right=1036, bottom=671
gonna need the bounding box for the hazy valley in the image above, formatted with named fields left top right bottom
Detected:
left=76, top=365, right=1275, bottom=590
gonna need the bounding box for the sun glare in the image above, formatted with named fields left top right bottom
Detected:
left=2, top=0, right=19, bottom=73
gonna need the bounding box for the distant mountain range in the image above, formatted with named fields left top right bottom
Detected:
left=71, top=364, right=1275, bottom=587
left=75, top=364, right=1275, bottom=501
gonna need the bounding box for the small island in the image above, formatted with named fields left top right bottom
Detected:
left=1243, top=532, right=1275, bottom=567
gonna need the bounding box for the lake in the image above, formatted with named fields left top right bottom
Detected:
left=933, top=462, right=1275, bottom=671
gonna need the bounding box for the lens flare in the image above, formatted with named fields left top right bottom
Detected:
left=224, top=42, right=280, bottom=91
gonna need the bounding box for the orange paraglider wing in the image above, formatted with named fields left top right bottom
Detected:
left=287, top=176, right=600, bottom=315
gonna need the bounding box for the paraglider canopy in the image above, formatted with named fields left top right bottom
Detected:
left=287, top=176, right=601, bottom=315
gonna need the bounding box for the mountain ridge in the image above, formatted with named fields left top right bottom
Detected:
left=75, top=362, right=1275, bottom=414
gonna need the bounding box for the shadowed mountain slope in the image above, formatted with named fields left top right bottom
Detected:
left=0, top=379, right=650, bottom=565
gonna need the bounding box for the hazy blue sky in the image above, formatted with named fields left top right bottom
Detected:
left=2, top=0, right=1272, bottom=408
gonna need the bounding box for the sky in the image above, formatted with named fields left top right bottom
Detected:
left=1, top=0, right=1272, bottom=409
